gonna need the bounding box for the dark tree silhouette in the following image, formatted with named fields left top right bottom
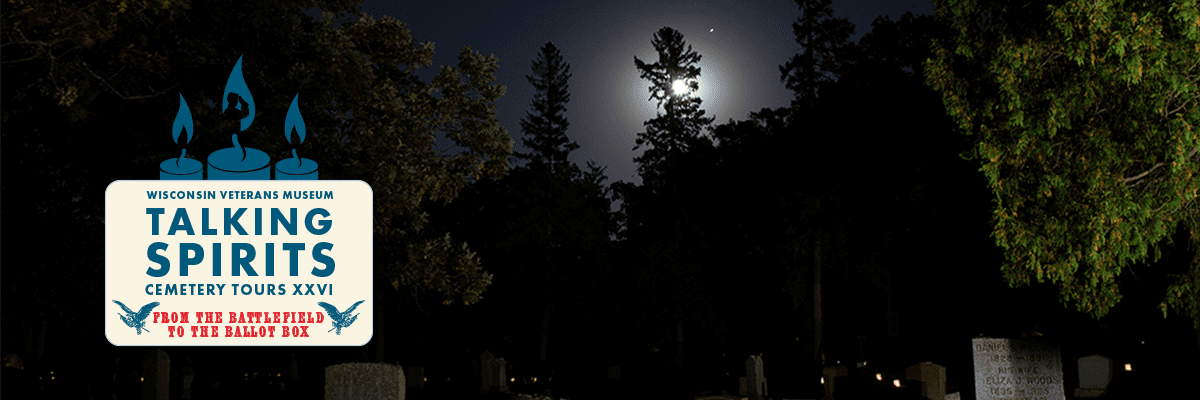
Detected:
left=632, top=26, right=714, bottom=183
left=518, top=42, right=578, bottom=178
left=779, top=0, right=857, bottom=109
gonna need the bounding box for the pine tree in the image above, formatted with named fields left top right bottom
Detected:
left=779, top=0, right=856, bottom=109
left=633, top=27, right=714, bottom=182
left=519, top=42, right=578, bottom=178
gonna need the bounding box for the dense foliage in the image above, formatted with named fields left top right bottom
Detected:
left=926, top=0, right=1200, bottom=325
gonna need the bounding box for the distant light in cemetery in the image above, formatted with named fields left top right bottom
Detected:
left=893, top=379, right=901, bottom=387
left=424, top=377, right=428, bottom=382
left=821, top=377, right=825, bottom=384
left=510, top=378, right=515, bottom=382
left=532, top=377, right=538, bottom=383
left=1125, top=363, right=1132, bottom=371
left=141, top=377, right=144, bottom=382
left=876, top=373, right=882, bottom=381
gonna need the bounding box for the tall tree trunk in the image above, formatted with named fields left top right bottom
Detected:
left=814, top=239, right=822, bottom=363
left=676, top=320, right=685, bottom=367
left=539, top=307, right=550, bottom=362
left=375, top=306, right=386, bottom=361
left=886, top=280, right=899, bottom=339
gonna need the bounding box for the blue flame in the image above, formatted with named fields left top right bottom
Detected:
left=284, top=93, right=306, bottom=144
left=222, top=55, right=255, bottom=131
left=172, top=93, right=194, bottom=144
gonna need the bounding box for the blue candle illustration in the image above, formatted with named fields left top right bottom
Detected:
left=275, top=93, right=318, bottom=180
left=160, top=93, right=203, bottom=180
left=207, top=55, right=271, bottom=180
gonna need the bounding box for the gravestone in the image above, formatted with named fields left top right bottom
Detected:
left=738, top=377, right=747, bottom=396
left=181, top=361, right=195, bottom=399
left=1074, top=355, right=1112, bottom=398
left=972, top=338, right=1064, bottom=400
left=822, top=365, right=847, bottom=400
left=289, top=354, right=299, bottom=382
left=906, top=362, right=945, bottom=400
left=480, top=351, right=495, bottom=394
left=142, top=349, right=169, bottom=400
left=745, top=355, right=764, bottom=400
left=495, top=358, right=508, bottom=393
left=324, top=362, right=405, bottom=400
left=406, top=366, right=424, bottom=390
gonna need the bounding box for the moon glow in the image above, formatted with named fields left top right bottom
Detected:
left=672, top=79, right=689, bottom=96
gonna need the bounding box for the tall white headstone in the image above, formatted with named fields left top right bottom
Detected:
left=479, top=351, right=495, bottom=394
left=495, top=358, right=508, bottom=393
left=745, top=355, right=765, bottom=400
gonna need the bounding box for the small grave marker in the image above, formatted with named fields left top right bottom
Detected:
left=906, top=362, right=945, bottom=400
left=822, top=365, right=847, bottom=400
left=142, top=349, right=170, bottom=400
left=1074, top=355, right=1112, bottom=398
left=406, top=366, right=424, bottom=390
left=324, top=362, right=405, bottom=400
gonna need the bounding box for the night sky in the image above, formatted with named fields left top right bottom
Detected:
left=353, top=0, right=934, bottom=184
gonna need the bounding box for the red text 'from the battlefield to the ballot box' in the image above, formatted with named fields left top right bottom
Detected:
left=150, top=311, right=325, bottom=338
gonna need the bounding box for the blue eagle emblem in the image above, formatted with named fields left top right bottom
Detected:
left=317, top=300, right=364, bottom=335
left=113, top=300, right=160, bottom=335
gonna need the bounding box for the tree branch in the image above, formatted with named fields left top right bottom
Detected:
left=80, top=61, right=177, bottom=100
left=1123, top=147, right=1200, bottom=185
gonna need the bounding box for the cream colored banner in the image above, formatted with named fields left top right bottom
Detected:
left=105, top=181, right=372, bottom=346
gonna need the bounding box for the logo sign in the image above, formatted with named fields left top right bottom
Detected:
left=105, top=180, right=372, bottom=346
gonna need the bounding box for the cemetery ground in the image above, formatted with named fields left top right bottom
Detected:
left=2, top=318, right=1196, bottom=400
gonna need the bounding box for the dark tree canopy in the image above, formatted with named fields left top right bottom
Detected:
left=1, top=0, right=512, bottom=335
left=926, top=0, right=1200, bottom=326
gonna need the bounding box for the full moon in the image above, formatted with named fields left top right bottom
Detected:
left=672, top=79, right=689, bottom=95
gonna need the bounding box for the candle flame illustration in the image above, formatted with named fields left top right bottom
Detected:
left=172, top=93, right=194, bottom=167
left=172, top=93, right=194, bottom=144
left=284, top=93, right=306, bottom=144
left=285, top=93, right=307, bottom=167
left=222, top=55, right=256, bottom=131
